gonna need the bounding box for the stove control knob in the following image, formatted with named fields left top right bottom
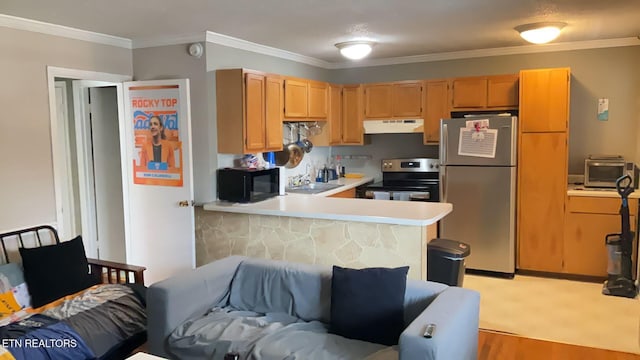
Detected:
left=429, top=164, right=434, bottom=168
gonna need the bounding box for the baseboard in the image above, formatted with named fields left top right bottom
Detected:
left=515, top=269, right=606, bottom=283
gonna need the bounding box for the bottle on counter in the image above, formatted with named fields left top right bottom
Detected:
left=322, top=166, right=329, bottom=183
left=335, top=155, right=342, bottom=178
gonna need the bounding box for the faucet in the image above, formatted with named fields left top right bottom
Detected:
left=305, top=164, right=313, bottom=184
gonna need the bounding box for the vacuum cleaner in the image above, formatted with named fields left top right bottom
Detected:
left=602, top=174, right=638, bottom=298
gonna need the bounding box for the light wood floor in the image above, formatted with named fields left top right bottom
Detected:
left=133, top=331, right=640, bottom=359
left=479, top=330, right=640, bottom=360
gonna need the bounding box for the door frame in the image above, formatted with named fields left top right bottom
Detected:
left=53, top=81, right=76, bottom=237
left=47, top=66, right=131, bottom=257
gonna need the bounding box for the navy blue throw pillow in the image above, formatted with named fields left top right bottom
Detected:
left=330, top=265, right=409, bottom=346
left=19, top=235, right=98, bottom=308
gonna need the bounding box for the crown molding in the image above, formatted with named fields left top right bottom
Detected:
left=329, top=37, right=640, bottom=69
left=133, top=33, right=206, bottom=49
left=205, top=31, right=330, bottom=68
left=0, top=14, right=131, bottom=49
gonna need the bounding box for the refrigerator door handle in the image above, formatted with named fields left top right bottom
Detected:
left=440, top=166, right=447, bottom=202
left=441, top=123, right=448, bottom=165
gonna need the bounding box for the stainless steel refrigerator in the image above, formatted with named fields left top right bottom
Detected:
left=439, top=116, right=517, bottom=275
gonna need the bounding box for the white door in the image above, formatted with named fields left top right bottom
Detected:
left=89, top=86, right=127, bottom=262
left=122, top=79, right=195, bottom=285
left=72, top=80, right=126, bottom=261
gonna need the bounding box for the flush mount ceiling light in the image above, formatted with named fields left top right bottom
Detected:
left=335, top=41, right=375, bottom=60
left=515, top=22, right=567, bottom=44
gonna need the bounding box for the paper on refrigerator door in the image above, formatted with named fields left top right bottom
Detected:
left=458, top=127, right=498, bottom=158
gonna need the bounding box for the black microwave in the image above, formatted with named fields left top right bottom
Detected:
left=217, top=167, right=280, bottom=203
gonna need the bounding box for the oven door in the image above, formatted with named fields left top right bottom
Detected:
left=364, top=190, right=391, bottom=200
left=365, top=190, right=432, bottom=201
left=392, top=191, right=431, bottom=202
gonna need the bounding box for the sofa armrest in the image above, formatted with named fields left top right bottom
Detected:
left=147, top=255, right=247, bottom=358
left=399, top=286, right=480, bottom=360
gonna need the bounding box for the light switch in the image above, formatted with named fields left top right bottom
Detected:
left=598, top=98, right=609, bottom=121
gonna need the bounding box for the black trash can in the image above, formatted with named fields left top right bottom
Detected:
left=427, top=238, right=471, bottom=286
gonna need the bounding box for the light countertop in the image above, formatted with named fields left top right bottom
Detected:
left=297, top=176, right=374, bottom=196
left=567, top=184, right=640, bottom=199
left=203, top=176, right=453, bottom=226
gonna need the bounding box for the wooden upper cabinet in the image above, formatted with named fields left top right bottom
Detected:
left=423, top=79, right=449, bottom=144
left=283, top=77, right=328, bottom=120
left=451, top=74, right=518, bottom=110
left=519, top=68, right=570, bottom=132
left=364, top=81, right=423, bottom=118
left=328, top=84, right=343, bottom=145
left=307, top=83, right=347, bottom=147
left=284, top=78, right=308, bottom=118
left=392, top=81, right=423, bottom=117
left=244, top=72, right=266, bottom=151
left=342, top=85, right=364, bottom=145
left=364, top=83, right=393, bottom=118
left=216, top=68, right=282, bottom=154
left=264, top=76, right=284, bottom=151
left=308, top=80, right=328, bottom=119
left=487, top=75, right=519, bottom=108
left=451, top=77, right=487, bottom=108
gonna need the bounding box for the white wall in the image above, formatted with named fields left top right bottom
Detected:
left=132, top=43, right=208, bottom=201
left=0, top=26, right=132, bottom=232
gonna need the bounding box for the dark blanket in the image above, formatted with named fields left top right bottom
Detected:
left=0, top=284, right=146, bottom=360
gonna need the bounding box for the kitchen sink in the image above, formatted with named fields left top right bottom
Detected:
left=286, top=183, right=344, bottom=194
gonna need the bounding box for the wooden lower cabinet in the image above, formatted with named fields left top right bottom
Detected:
left=517, top=132, right=567, bottom=273
left=564, top=196, right=638, bottom=277
left=328, top=188, right=356, bottom=198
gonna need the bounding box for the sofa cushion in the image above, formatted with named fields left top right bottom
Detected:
left=168, top=307, right=395, bottom=360
left=229, top=258, right=331, bottom=323
left=330, top=265, right=409, bottom=346
left=19, top=236, right=98, bottom=308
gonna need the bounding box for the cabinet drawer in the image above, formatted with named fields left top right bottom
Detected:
left=328, top=188, right=356, bottom=198
left=567, top=196, right=638, bottom=215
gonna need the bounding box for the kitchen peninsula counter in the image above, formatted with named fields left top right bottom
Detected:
left=203, top=196, right=451, bottom=226
left=198, top=183, right=452, bottom=280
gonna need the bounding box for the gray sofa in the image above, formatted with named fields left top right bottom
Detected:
left=147, top=256, right=480, bottom=360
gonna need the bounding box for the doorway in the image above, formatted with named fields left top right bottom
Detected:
left=48, top=68, right=196, bottom=285
left=47, top=67, right=130, bottom=261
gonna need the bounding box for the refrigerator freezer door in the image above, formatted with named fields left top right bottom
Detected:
left=440, top=165, right=516, bottom=274
left=440, top=116, right=517, bottom=166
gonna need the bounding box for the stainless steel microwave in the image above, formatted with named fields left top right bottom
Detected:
left=584, top=155, right=636, bottom=188
left=217, top=167, right=280, bottom=203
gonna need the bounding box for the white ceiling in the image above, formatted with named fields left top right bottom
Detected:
left=2, top=0, right=640, bottom=65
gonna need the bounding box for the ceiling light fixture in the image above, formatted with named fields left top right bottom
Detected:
left=335, top=41, right=375, bottom=60
left=515, top=22, right=567, bottom=44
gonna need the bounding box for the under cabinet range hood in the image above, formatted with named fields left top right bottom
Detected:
left=363, top=119, right=424, bottom=134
